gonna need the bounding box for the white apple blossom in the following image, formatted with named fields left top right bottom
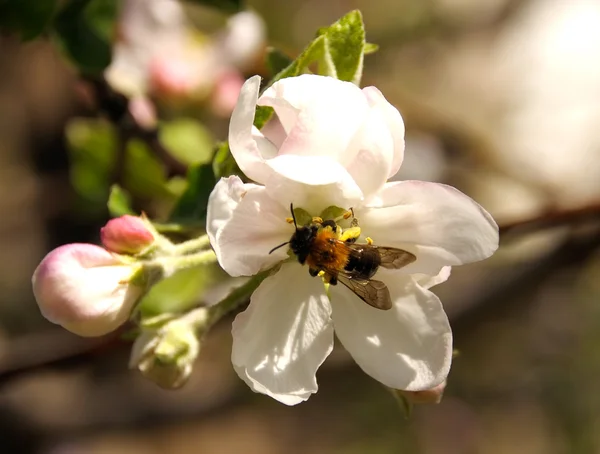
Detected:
left=104, top=0, right=264, bottom=114
left=206, top=75, right=499, bottom=405
left=32, top=244, right=143, bottom=337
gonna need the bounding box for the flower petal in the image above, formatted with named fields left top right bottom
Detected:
left=212, top=180, right=291, bottom=277
left=231, top=262, right=334, bottom=405
left=228, top=75, right=277, bottom=183
left=264, top=155, right=363, bottom=215
left=345, top=105, right=394, bottom=200
left=206, top=176, right=258, bottom=260
left=330, top=271, right=452, bottom=391
left=362, top=86, right=405, bottom=178
left=259, top=74, right=369, bottom=163
left=414, top=266, right=452, bottom=290
left=358, top=181, right=499, bottom=274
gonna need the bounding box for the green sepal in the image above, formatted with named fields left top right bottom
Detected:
left=319, top=205, right=348, bottom=221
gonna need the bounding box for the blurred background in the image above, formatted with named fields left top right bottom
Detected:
left=1, top=0, right=600, bottom=452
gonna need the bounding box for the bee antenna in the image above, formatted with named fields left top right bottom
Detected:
left=289, top=203, right=298, bottom=229
left=269, top=241, right=290, bottom=255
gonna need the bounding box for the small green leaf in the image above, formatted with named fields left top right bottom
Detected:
left=182, top=0, right=241, bottom=13
left=159, top=118, right=214, bottom=166
left=253, top=105, right=274, bottom=129
left=212, top=141, right=241, bottom=178
left=265, top=47, right=293, bottom=77
left=67, top=118, right=116, bottom=210
left=0, top=0, right=58, bottom=40
left=169, top=163, right=216, bottom=223
left=53, top=0, right=118, bottom=74
left=124, top=139, right=174, bottom=199
left=321, top=10, right=366, bottom=84
left=267, top=10, right=369, bottom=87
left=107, top=184, right=134, bottom=217
left=270, top=34, right=325, bottom=86
left=364, top=42, right=379, bottom=54
left=139, top=265, right=221, bottom=316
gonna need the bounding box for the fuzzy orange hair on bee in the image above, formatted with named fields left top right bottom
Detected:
left=269, top=204, right=417, bottom=310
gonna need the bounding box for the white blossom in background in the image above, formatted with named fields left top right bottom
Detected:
left=105, top=0, right=265, bottom=115
left=491, top=0, right=600, bottom=206
left=32, top=244, right=143, bottom=337
left=207, top=75, right=499, bottom=405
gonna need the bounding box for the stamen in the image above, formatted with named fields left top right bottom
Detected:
left=285, top=217, right=295, bottom=224
left=312, top=216, right=323, bottom=224
left=366, top=236, right=374, bottom=245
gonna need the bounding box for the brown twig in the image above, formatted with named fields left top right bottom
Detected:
left=499, top=202, right=600, bottom=237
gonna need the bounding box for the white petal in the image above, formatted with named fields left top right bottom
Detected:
left=214, top=183, right=291, bottom=277
left=228, top=75, right=277, bottom=183
left=231, top=263, right=334, bottom=405
left=259, top=74, right=369, bottom=163
left=206, top=176, right=258, bottom=262
left=345, top=105, right=394, bottom=200
left=264, top=155, right=363, bottom=215
left=362, top=86, right=405, bottom=178
left=358, top=181, right=499, bottom=274
left=330, top=271, right=452, bottom=391
left=414, top=266, right=452, bottom=290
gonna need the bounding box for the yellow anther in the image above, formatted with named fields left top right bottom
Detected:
left=286, top=217, right=295, bottom=224
left=312, top=216, right=323, bottom=224
left=366, top=236, right=374, bottom=245
left=343, top=209, right=353, bottom=220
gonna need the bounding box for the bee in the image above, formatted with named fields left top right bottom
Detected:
left=269, top=204, right=416, bottom=310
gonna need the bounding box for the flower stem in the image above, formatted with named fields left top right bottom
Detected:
left=170, top=235, right=212, bottom=255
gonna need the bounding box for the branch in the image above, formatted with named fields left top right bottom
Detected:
left=499, top=202, right=600, bottom=237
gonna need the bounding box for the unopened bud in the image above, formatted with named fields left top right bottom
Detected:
left=32, top=244, right=144, bottom=337
left=130, top=315, right=202, bottom=389
left=101, top=215, right=155, bottom=255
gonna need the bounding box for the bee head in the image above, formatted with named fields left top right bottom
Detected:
left=268, top=203, right=317, bottom=263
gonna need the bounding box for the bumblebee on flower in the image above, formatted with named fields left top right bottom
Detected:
left=207, top=74, right=499, bottom=405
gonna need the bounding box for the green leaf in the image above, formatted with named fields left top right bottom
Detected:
left=53, top=0, right=118, bottom=74
left=107, top=184, right=134, bottom=217
left=169, top=163, right=216, bottom=223
left=320, top=10, right=366, bottom=84
left=183, top=0, right=241, bottom=14
left=0, top=0, right=58, bottom=40
left=158, top=118, right=214, bottom=166
left=253, top=105, right=274, bottom=129
left=124, top=139, right=174, bottom=199
left=67, top=118, right=117, bottom=210
left=268, top=10, right=369, bottom=87
left=212, top=141, right=241, bottom=178
left=265, top=47, right=293, bottom=77
left=139, top=265, right=221, bottom=316
left=364, top=42, right=379, bottom=54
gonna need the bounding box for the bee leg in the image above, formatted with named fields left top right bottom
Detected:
left=328, top=275, right=338, bottom=285
left=309, top=267, right=320, bottom=277
left=340, top=226, right=361, bottom=244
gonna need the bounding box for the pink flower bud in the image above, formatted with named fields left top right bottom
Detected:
left=100, top=215, right=154, bottom=254
left=210, top=70, right=244, bottom=117
left=32, top=244, right=143, bottom=337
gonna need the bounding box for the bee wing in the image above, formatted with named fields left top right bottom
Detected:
left=336, top=275, right=392, bottom=310
left=374, top=246, right=416, bottom=270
